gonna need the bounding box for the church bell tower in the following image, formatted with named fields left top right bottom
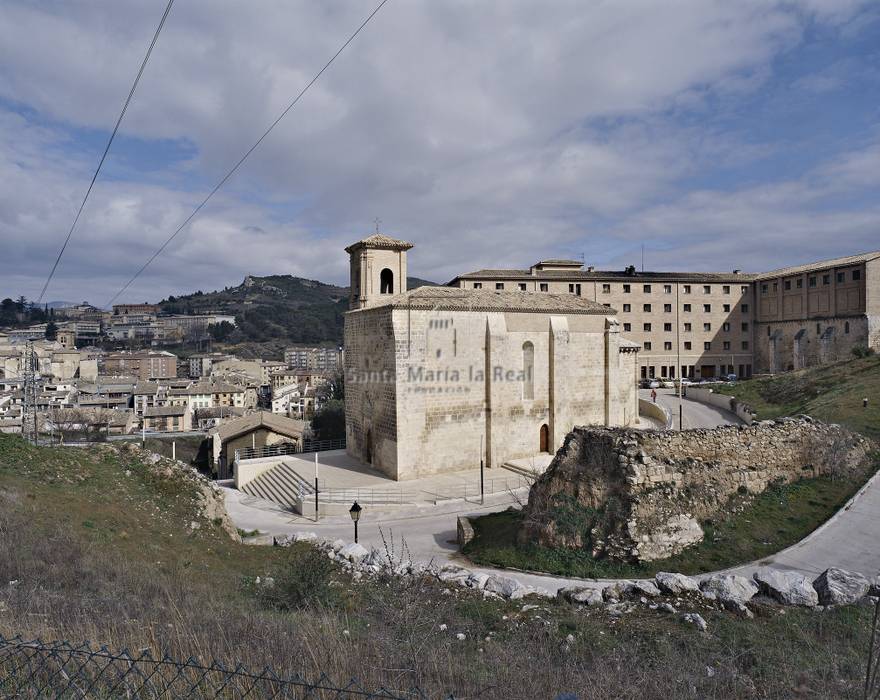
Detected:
left=344, top=232, right=413, bottom=310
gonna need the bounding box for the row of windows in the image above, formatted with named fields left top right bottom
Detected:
left=765, top=321, right=851, bottom=336
left=621, top=303, right=749, bottom=313
left=642, top=364, right=753, bottom=379
left=760, top=269, right=861, bottom=294
left=474, top=282, right=750, bottom=295
left=642, top=340, right=749, bottom=351
left=611, top=283, right=748, bottom=295
left=623, top=321, right=749, bottom=332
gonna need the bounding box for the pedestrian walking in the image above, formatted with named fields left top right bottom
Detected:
left=651, top=388, right=657, bottom=403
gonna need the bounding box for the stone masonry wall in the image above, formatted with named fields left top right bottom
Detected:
left=520, top=419, right=875, bottom=562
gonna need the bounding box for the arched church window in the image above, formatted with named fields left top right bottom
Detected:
left=522, top=341, right=534, bottom=400
left=380, top=268, right=394, bottom=294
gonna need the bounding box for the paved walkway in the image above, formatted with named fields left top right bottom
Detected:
left=224, top=391, right=880, bottom=589
left=643, top=387, right=744, bottom=429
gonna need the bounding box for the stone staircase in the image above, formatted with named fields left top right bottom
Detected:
left=240, top=461, right=314, bottom=508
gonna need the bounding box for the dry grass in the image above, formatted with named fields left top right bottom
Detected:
left=0, top=434, right=876, bottom=698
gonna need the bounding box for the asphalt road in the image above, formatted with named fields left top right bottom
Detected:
left=223, top=390, right=880, bottom=589
left=642, top=387, right=744, bottom=429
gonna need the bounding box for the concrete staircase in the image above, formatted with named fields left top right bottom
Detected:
left=240, top=461, right=314, bottom=509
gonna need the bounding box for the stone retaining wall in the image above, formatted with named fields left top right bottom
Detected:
left=519, top=418, right=875, bottom=562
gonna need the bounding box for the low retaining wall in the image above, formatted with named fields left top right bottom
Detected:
left=686, top=386, right=755, bottom=424
left=520, top=418, right=875, bottom=562
left=638, top=398, right=671, bottom=429
left=234, top=456, right=283, bottom=489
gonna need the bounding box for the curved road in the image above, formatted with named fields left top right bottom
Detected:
left=223, top=390, right=880, bottom=590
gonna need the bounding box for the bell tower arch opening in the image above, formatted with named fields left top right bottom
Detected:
left=380, top=268, right=394, bottom=294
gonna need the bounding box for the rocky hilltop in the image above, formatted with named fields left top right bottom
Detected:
left=519, top=418, right=875, bottom=562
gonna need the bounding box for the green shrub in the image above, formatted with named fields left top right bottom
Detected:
left=251, top=545, right=337, bottom=610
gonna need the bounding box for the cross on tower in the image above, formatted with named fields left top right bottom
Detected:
left=374, top=217, right=381, bottom=234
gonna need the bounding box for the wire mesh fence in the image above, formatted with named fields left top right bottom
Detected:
left=0, top=634, right=451, bottom=699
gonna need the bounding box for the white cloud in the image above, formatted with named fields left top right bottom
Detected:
left=0, top=0, right=876, bottom=303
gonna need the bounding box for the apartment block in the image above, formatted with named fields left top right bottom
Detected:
left=449, top=251, right=880, bottom=378
left=103, top=351, right=178, bottom=380
left=284, top=346, right=343, bottom=371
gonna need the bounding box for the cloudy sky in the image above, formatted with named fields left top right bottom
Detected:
left=2, top=0, right=879, bottom=305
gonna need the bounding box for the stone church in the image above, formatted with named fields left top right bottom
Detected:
left=343, top=234, right=640, bottom=480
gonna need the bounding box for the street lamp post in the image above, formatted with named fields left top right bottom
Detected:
left=349, top=501, right=362, bottom=544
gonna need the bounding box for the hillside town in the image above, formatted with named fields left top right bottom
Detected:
left=0, top=300, right=342, bottom=461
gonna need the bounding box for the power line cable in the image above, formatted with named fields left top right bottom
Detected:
left=37, top=0, right=175, bottom=304
left=106, top=0, right=391, bottom=308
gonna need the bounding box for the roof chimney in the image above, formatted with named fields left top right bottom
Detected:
left=587, top=265, right=595, bottom=272
left=733, top=269, right=741, bottom=275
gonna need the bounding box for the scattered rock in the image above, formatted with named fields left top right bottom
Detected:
left=558, top=586, right=604, bottom=607
left=484, top=575, right=525, bottom=599
left=700, top=574, right=758, bottom=606
left=753, top=568, right=818, bottom=607
left=655, top=572, right=700, bottom=595
left=682, top=612, right=708, bottom=631
left=466, top=572, right=490, bottom=590
left=813, top=568, right=870, bottom=606
left=338, top=543, right=369, bottom=563
left=437, top=565, right=471, bottom=584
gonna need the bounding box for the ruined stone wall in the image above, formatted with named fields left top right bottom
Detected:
left=520, top=419, right=875, bottom=562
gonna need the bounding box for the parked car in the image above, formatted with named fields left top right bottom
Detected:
left=660, top=380, right=675, bottom=389
left=648, top=379, right=660, bottom=389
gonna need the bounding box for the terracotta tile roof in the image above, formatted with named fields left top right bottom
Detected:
left=351, top=285, right=614, bottom=315
left=754, top=250, right=880, bottom=280
left=211, top=410, right=307, bottom=442
left=344, top=234, right=414, bottom=253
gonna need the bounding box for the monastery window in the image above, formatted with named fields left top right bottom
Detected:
left=684, top=341, right=692, bottom=350
left=522, top=342, right=534, bottom=400
left=703, top=285, right=711, bottom=294
left=816, top=323, right=821, bottom=334
left=664, top=284, right=672, bottom=294
left=602, top=283, right=611, bottom=293
left=837, top=272, right=845, bottom=283
left=723, top=285, right=730, bottom=294
left=845, top=321, right=850, bottom=334
left=853, top=269, right=861, bottom=281
left=683, top=285, right=691, bottom=294
left=704, top=341, right=711, bottom=350
left=496, top=283, right=505, bottom=290
left=623, top=284, right=631, bottom=293
left=741, top=322, right=749, bottom=332
left=664, top=323, right=672, bottom=332
left=741, top=303, right=749, bottom=312
left=643, top=323, right=652, bottom=332
left=540, top=283, right=549, bottom=292
left=723, top=341, right=731, bottom=350
left=704, top=323, right=712, bottom=332
left=683, top=304, right=691, bottom=312
left=767, top=326, right=772, bottom=336
left=623, top=304, right=631, bottom=312
left=664, top=341, right=672, bottom=351
left=742, top=341, right=749, bottom=350
left=380, top=268, right=394, bottom=294
left=784, top=280, right=791, bottom=290
left=809, top=276, right=817, bottom=287
left=773, top=282, right=778, bottom=292
left=473, top=283, right=482, bottom=289
left=703, top=304, right=711, bottom=312
left=643, top=284, right=652, bottom=293
left=643, top=304, right=652, bottom=312
left=683, top=322, right=692, bottom=332
left=761, top=284, right=768, bottom=294
left=643, top=341, right=652, bottom=350
left=722, top=322, right=730, bottom=332
left=603, top=303, right=612, bottom=308
left=723, top=304, right=731, bottom=312
left=823, top=274, right=830, bottom=285
left=519, top=283, right=527, bottom=291
left=664, top=304, right=672, bottom=312
left=796, top=278, right=803, bottom=288
left=569, top=283, right=582, bottom=295
left=623, top=323, right=632, bottom=331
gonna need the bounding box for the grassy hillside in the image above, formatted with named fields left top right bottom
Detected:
left=0, top=433, right=876, bottom=698
left=158, top=274, right=437, bottom=355
left=709, top=355, right=880, bottom=441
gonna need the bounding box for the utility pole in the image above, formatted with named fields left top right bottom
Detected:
left=22, top=341, right=39, bottom=445
left=676, top=284, right=683, bottom=431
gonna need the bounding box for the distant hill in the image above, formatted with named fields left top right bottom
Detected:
left=157, top=274, right=438, bottom=356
